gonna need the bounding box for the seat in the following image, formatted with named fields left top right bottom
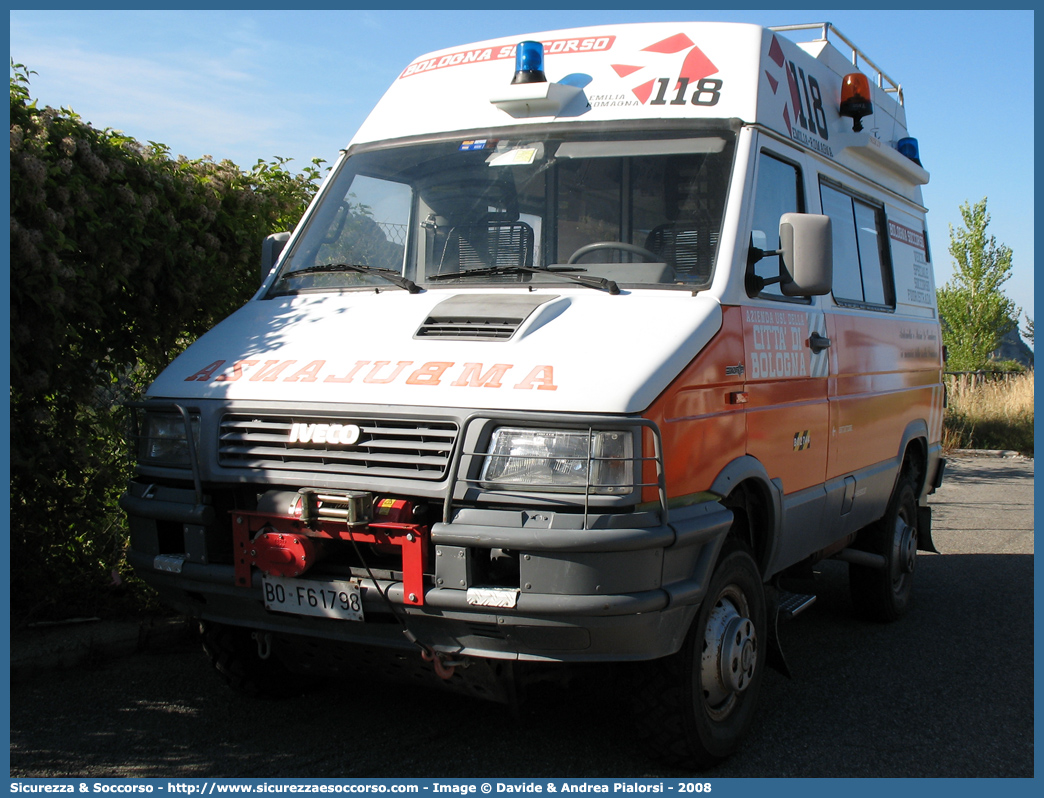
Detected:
left=645, top=223, right=717, bottom=283
left=434, top=219, right=534, bottom=278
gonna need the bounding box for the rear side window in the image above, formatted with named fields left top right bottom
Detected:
left=820, top=182, right=894, bottom=309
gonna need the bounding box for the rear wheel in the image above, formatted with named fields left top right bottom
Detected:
left=634, top=540, right=767, bottom=770
left=849, top=472, right=919, bottom=622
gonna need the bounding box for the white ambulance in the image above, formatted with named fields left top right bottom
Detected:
left=124, top=21, right=945, bottom=768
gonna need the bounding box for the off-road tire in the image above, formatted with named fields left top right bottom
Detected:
left=849, top=472, right=920, bottom=622
left=633, top=540, right=767, bottom=770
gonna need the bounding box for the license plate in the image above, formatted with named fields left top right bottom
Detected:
left=262, top=575, right=364, bottom=621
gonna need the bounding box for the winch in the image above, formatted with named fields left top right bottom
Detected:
left=231, top=489, right=430, bottom=606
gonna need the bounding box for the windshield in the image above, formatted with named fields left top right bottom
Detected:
left=269, top=128, right=735, bottom=295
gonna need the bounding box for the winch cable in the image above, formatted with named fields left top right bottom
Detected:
left=346, top=533, right=433, bottom=657
left=301, top=485, right=458, bottom=675
left=299, top=486, right=425, bottom=652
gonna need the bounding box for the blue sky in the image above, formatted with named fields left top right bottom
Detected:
left=8, top=8, right=1036, bottom=329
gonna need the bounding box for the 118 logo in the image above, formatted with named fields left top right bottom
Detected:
left=647, top=77, right=723, bottom=106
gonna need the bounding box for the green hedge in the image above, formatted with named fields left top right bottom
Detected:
left=9, top=65, right=322, bottom=624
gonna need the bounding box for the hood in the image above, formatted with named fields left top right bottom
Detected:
left=149, top=288, right=722, bottom=415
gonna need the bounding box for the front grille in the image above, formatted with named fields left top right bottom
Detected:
left=218, top=415, right=458, bottom=480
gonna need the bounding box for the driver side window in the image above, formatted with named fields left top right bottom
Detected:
left=750, top=152, right=804, bottom=299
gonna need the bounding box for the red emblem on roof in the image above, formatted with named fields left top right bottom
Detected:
left=609, top=33, right=719, bottom=105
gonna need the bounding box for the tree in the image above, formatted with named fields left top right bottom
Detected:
left=936, top=198, right=1019, bottom=371
left=1022, top=315, right=1034, bottom=348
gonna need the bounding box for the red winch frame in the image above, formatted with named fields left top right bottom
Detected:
left=231, top=499, right=430, bottom=606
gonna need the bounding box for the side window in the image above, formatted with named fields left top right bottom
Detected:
left=820, top=182, right=895, bottom=308
left=750, top=153, right=804, bottom=298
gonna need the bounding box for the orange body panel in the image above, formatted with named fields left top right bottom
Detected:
left=642, top=307, right=746, bottom=503
left=826, top=311, right=943, bottom=478
left=644, top=304, right=943, bottom=505
left=736, top=303, right=829, bottom=493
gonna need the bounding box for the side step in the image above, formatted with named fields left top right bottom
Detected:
left=777, top=590, right=817, bottom=622
left=766, top=589, right=817, bottom=679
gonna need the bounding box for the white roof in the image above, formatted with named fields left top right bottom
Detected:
left=351, top=21, right=914, bottom=162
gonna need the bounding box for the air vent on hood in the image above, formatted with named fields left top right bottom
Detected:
left=415, top=294, right=557, bottom=341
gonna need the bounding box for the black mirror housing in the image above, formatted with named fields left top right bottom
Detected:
left=260, top=231, right=291, bottom=284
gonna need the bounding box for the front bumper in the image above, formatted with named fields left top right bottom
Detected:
left=124, top=489, right=732, bottom=663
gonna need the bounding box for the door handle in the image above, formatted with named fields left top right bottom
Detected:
left=808, top=331, right=831, bottom=354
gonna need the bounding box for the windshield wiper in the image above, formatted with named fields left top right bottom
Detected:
left=280, top=263, right=421, bottom=294
left=428, top=265, right=619, bottom=295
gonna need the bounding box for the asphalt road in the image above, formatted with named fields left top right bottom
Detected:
left=9, top=456, right=1034, bottom=778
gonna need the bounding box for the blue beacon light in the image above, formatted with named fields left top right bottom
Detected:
left=512, top=41, right=547, bottom=84
left=897, top=137, right=922, bottom=167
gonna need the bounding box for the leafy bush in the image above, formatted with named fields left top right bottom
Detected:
left=10, top=64, right=322, bottom=624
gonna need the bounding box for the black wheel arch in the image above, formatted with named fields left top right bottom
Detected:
left=709, top=456, right=782, bottom=578
left=895, top=419, right=930, bottom=497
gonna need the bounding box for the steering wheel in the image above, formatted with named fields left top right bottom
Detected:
left=567, top=241, right=661, bottom=265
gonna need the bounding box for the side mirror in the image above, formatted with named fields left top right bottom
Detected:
left=778, top=213, right=832, bottom=296
left=260, top=231, right=291, bottom=284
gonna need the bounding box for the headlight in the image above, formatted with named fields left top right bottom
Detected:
left=138, top=412, right=200, bottom=466
left=480, top=428, right=633, bottom=494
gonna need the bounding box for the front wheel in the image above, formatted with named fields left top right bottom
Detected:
left=849, top=472, right=919, bottom=622
left=634, top=540, right=767, bottom=770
